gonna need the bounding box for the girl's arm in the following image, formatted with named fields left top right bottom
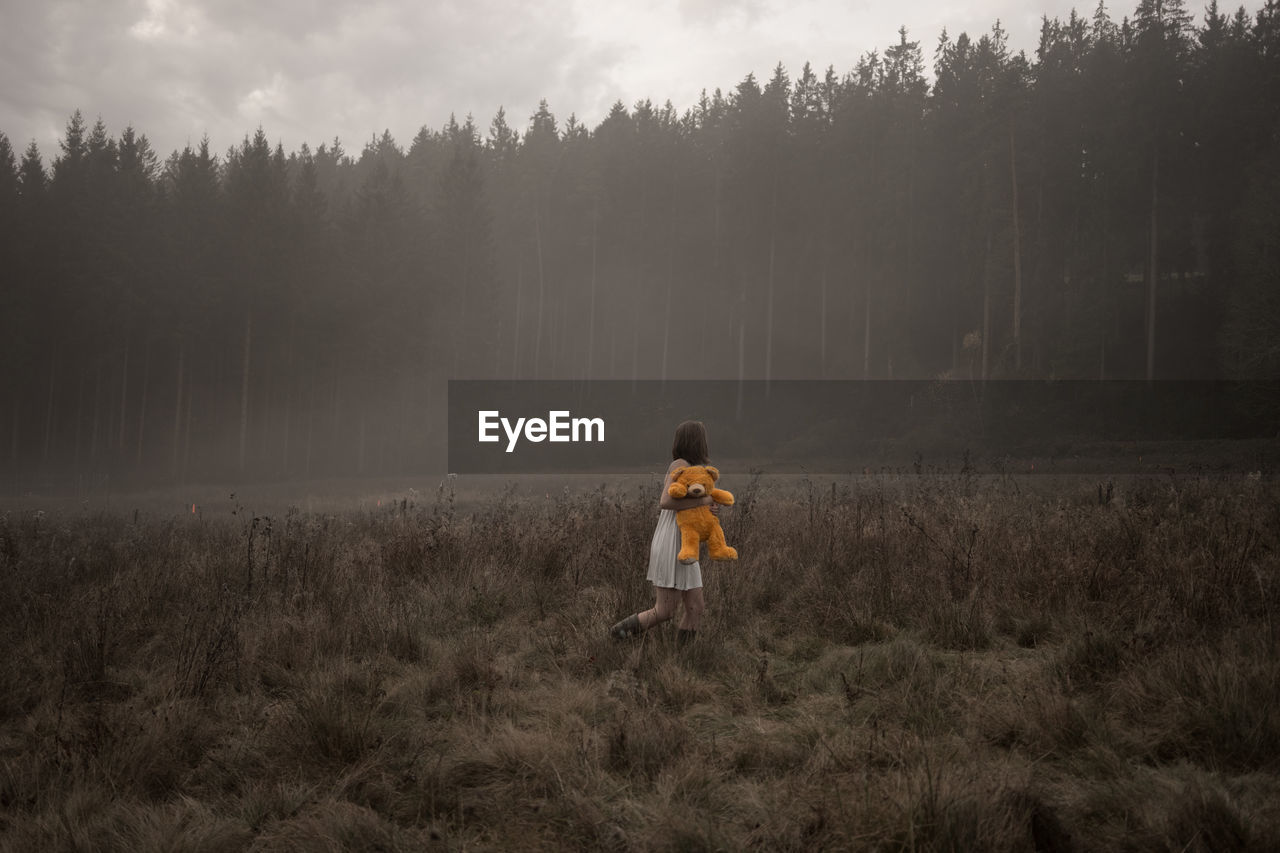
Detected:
left=660, top=492, right=714, bottom=511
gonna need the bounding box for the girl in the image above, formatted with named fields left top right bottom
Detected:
left=609, top=420, right=721, bottom=646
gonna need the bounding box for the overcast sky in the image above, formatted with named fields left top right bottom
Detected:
left=0, top=0, right=1204, bottom=161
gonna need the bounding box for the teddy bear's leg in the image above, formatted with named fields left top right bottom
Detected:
left=706, top=523, right=738, bottom=561
left=677, top=525, right=701, bottom=564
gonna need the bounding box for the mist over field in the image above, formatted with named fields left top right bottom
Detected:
left=2, top=0, right=1279, bottom=492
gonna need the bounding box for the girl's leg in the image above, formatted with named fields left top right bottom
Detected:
left=638, top=586, right=682, bottom=630
left=677, top=587, right=705, bottom=631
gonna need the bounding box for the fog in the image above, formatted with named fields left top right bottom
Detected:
left=3, top=3, right=1279, bottom=492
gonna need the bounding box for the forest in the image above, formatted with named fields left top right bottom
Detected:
left=2, top=0, right=1279, bottom=487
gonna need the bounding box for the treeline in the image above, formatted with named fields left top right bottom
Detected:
left=2, top=0, right=1279, bottom=487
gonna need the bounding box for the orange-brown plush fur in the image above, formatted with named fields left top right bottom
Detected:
left=667, top=465, right=738, bottom=564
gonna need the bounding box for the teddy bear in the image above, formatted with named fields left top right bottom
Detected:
left=667, top=465, right=738, bottom=564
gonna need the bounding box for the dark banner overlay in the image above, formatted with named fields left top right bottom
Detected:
left=447, top=380, right=1279, bottom=474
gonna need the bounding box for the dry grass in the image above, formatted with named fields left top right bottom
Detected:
left=2, top=471, right=1279, bottom=851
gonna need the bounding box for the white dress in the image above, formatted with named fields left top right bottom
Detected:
left=646, top=508, right=703, bottom=590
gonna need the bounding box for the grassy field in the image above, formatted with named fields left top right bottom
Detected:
left=2, top=470, right=1279, bottom=851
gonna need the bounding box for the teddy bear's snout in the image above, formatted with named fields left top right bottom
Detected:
left=687, top=483, right=706, bottom=497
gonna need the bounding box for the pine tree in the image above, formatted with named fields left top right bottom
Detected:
left=519, top=100, right=560, bottom=378
left=0, top=134, right=24, bottom=470
left=436, top=130, right=496, bottom=376
left=160, top=137, right=221, bottom=474
left=1220, top=140, right=1280, bottom=384
left=486, top=106, right=519, bottom=171
left=1130, top=0, right=1194, bottom=380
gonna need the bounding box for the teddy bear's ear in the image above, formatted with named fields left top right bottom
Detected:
left=705, top=466, right=720, bottom=482
left=669, top=467, right=686, bottom=481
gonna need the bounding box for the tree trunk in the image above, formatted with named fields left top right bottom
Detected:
left=358, top=412, right=366, bottom=475
left=239, top=311, right=252, bottom=471
left=863, top=283, right=872, bottom=380
left=211, top=352, right=222, bottom=464
left=397, top=366, right=409, bottom=469
left=259, top=351, right=271, bottom=463
left=305, top=386, right=314, bottom=479
left=714, top=162, right=723, bottom=279
left=533, top=208, right=545, bottom=380
left=982, top=229, right=992, bottom=383
left=493, top=318, right=503, bottom=379
left=283, top=316, right=295, bottom=477
left=90, top=360, right=102, bottom=462
left=588, top=208, right=598, bottom=379
left=661, top=279, right=672, bottom=383
left=105, top=368, right=116, bottom=462
left=1010, top=118, right=1023, bottom=373
left=819, top=265, right=828, bottom=379
left=74, top=373, right=84, bottom=470
left=630, top=313, right=638, bottom=389
left=736, top=312, right=745, bottom=421
left=551, top=283, right=565, bottom=377
left=182, top=378, right=193, bottom=485
left=904, top=125, right=917, bottom=326
left=118, top=339, right=129, bottom=453
left=1146, top=154, right=1158, bottom=383
left=330, top=369, right=341, bottom=472
left=136, top=341, right=149, bottom=468
left=172, top=344, right=184, bottom=475
left=511, top=262, right=523, bottom=379
left=952, top=320, right=960, bottom=376
left=43, top=360, right=55, bottom=463
left=423, top=380, right=432, bottom=444
left=765, top=178, right=778, bottom=384
left=459, top=230, right=472, bottom=378
left=1101, top=181, right=1111, bottom=380
left=662, top=197, right=675, bottom=384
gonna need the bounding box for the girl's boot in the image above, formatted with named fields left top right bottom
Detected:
left=609, top=614, right=643, bottom=639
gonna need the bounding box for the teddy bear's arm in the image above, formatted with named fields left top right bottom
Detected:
left=709, top=488, right=735, bottom=506
left=662, top=485, right=716, bottom=511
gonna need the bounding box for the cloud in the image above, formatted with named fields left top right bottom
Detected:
left=0, top=0, right=594, bottom=157
left=676, top=0, right=767, bottom=27
left=0, top=0, right=1159, bottom=161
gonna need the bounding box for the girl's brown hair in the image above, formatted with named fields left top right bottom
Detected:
left=671, top=420, right=710, bottom=465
